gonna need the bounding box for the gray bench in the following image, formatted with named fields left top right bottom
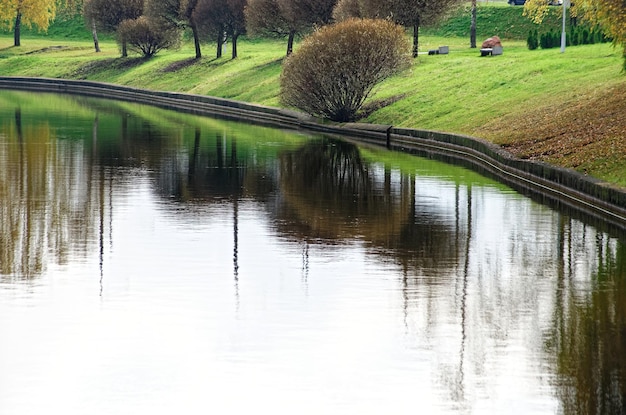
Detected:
left=428, top=46, right=450, bottom=56
left=480, top=46, right=503, bottom=56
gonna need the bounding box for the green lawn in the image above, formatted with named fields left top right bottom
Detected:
left=367, top=40, right=622, bottom=132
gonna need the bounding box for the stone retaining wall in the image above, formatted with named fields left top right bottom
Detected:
left=1, top=76, right=624, bottom=231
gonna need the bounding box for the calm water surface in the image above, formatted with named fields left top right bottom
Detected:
left=1, top=91, right=625, bottom=414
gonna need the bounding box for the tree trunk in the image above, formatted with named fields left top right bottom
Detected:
left=231, top=34, right=238, bottom=59
left=15, top=108, right=22, bottom=141
left=216, top=31, right=223, bottom=58
left=286, top=30, right=296, bottom=56
left=92, top=19, right=101, bottom=53
left=191, top=21, right=202, bottom=59
left=412, top=20, right=420, bottom=58
left=470, top=0, right=477, bottom=48
left=14, top=12, right=21, bottom=47
left=188, top=128, right=201, bottom=179
left=122, top=41, right=128, bottom=57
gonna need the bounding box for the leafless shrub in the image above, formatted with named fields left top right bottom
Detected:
left=117, top=16, right=181, bottom=58
left=280, top=18, right=411, bottom=122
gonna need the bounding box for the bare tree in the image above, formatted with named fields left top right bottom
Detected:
left=384, top=0, right=465, bottom=58
left=226, top=0, right=247, bottom=59
left=84, top=0, right=143, bottom=56
left=144, top=0, right=205, bottom=59
left=184, top=0, right=202, bottom=59
left=81, top=0, right=100, bottom=52
left=333, top=0, right=464, bottom=57
left=194, top=0, right=246, bottom=59
left=246, top=0, right=337, bottom=56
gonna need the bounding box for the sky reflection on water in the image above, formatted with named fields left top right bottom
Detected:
left=0, top=91, right=625, bottom=414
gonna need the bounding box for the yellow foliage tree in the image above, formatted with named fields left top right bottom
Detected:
left=0, top=0, right=57, bottom=46
left=522, top=0, right=552, bottom=24
left=524, top=0, right=626, bottom=70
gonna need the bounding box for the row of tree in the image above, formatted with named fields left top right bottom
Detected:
left=1, top=0, right=466, bottom=58
left=1, top=0, right=623, bottom=64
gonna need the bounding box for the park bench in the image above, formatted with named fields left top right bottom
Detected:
left=480, top=46, right=503, bottom=56
left=427, top=46, right=450, bottom=55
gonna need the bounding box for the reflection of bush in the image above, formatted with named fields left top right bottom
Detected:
left=277, top=137, right=461, bottom=272
left=279, top=137, right=409, bottom=241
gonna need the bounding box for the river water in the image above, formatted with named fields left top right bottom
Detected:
left=1, top=90, right=625, bottom=414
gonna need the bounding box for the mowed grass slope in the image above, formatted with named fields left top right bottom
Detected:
left=0, top=6, right=625, bottom=187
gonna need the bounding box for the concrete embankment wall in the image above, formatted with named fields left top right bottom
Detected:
left=1, top=76, right=625, bottom=231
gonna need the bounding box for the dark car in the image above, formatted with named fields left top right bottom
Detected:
left=508, top=0, right=526, bottom=4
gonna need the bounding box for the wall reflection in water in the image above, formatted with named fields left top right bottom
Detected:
left=1, top=90, right=626, bottom=414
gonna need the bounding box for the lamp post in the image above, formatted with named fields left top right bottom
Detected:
left=560, top=0, right=569, bottom=53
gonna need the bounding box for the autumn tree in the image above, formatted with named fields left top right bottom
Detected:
left=522, top=0, right=552, bottom=24
left=193, top=0, right=246, bottom=59
left=83, top=0, right=143, bottom=57
left=0, top=0, right=56, bottom=46
left=524, top=0, right=626, bottom=70
left=280, top=18, right=411, bottom=122
left=246, top=0, right=336, bottom=56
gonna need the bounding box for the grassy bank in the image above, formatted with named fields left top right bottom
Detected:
left=0, top=5, right=625, bottom=188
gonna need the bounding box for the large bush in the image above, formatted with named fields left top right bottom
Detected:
left=280, top=18, right=411, bottom=122
left=117, top=16, right=180, bottom=58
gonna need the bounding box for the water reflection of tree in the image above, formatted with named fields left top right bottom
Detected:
left=0, top=109, right=103, bottom=278
left=550, top=222, right=626, bottom=415
left=150, top=128, right=278, bottom=203
left=277, top=137, right=461, bottom=269
left=161, top=130, right=244, bottom=201
left=0, top=94, right=276, bottom=281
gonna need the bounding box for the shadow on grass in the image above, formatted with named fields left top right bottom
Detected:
left=230, top=57, right=283, bottom=81
left=254, top=57, right=284, bottom=70
left=71, top=57, right=148, bottom=78
left=25, top=46, right=70, bottom=54
left=357, top=94, right=407, bottom=120
left=160, top=55, right=252, bottom=73
left=0, top=45, right=49, bottom=55
left=160, top=57, right=200, bottom=73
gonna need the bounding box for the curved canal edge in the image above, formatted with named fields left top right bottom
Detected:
left=2, top=76, right=625, bottom=231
